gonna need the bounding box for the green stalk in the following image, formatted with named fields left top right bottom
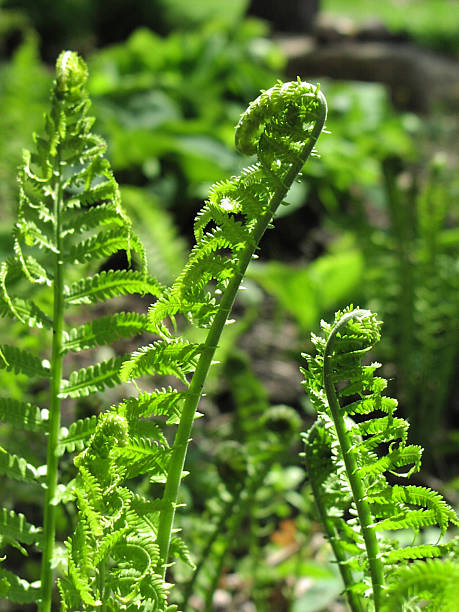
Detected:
left=39, top=150, right=64, bottom=612
left=306, top=423, right=364, bottom=612
left=323, top=313, right=385, bottom=611
left=156, top=93, right=327, bottom=575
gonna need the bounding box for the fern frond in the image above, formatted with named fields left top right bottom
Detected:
left=64, top=269, right=162, bottom=305
left=0, top=294, right=52, bottom=329
left=65, top=180, right=117, bottom=210
left=116, top=436, right=169, bottom=480
left=0, top=48, right=168, bottom=611
left=169, top=536, right=196, bottom=569
left=69, top=520, right=92, bottom=581
left=382, top=558, right=459, bottom=611
left=0, top=508, right=43, bottom=550
left=0, top=447, right=40, bottom=484
left=0, top=568, right=41, bottom=604
left=14, top=217, right=57, bottom=254
left=62, top=201, right=126, bottom=234
left=64, top=227, right=141, bottom=264
left=57, top=416, right=98, bottom=456
left=371, top=485, right=459, bottom=536
left=385, top=542, right=455, bottom=563
left=92, top=527, right=129, bottom=567
left=358, top=444, right=423, bottom=479
left=59, top=355, right=128, bottom=398
left=115, top=388, right=186, bottom=425
left=302, top=306, right=459, bottom=612
left=127, top=419, right=168, bottom=447
left=147, top=79, right=327, bottom=339
left=66, top=550, right=101, bottom=607
left=74, top=468, right=104, bottom=528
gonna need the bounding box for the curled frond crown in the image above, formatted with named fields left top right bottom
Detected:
left=302, top=306, right=459, bottom=608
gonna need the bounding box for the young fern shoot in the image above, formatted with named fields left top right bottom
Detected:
left=0, top=52, right=160, bottom=611
left=302, top=307, right=458, bottom=612
left=117, top=79, right=327, bottom=577
left=60, top=77, right=327, bottom=609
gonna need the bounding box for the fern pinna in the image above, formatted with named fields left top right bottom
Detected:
left=0, top=51, right=160, bottom=610
left=302, top=307, right=458, bottom=612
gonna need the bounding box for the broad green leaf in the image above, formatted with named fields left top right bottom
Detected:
left=248, top=249, right=363, bottom=331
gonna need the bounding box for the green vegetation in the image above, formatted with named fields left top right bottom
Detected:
left=302, top=307, right=458, bottom=611
left=0, top=1, right=457, bottom=610
left=323, top=0, right=459, bottom=55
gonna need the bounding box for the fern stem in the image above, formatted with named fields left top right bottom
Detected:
left=40, top=149, right=65, bottom=612
left=306, top=423, right=364, bottom=612
left=323, top=312, right=385, bottom=611
left=156, top=91, right=327, bottom=576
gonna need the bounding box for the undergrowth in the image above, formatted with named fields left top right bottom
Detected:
left=0, top=48, right=456, bottom=612
left=0, top=50, right=328, bottom=610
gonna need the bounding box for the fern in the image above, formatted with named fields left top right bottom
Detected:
left=63, top=77, right=327, bottom=608
left=0, top=51, right=163, bottom=611
left=58, top=412, right=172, bottom=611
left=362, top=156, right=458, bottom=463
left=302, top=307, right=459, bottom=612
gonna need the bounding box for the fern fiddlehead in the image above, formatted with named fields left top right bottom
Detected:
left=0, top=51, right=161, bottom=610
left=131, top=79, right=328, bottom=575
left=302, top=307, right=459, bottom=611
left=58, top=77, right=327, bottom=609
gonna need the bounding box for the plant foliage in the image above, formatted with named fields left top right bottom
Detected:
left=62, top=77, right=327, bottom=609
left=0, top=50, right=161, bottom=610
left=302, top=307, right=458, bottom=611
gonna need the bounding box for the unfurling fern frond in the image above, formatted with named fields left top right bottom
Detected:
left=63, top=77, right=326, bottom=609
left=0, top=50, right=163, bottom=610
left=58, top=413, right=171, bottom=610
left=148, top=79, right=326, bottom=337
left=302, top=307, right=459, bottom=612
left=110, top=80, right=328, bottom=585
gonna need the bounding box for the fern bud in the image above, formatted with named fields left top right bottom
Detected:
left=55, top=50, right=88, bottom=97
